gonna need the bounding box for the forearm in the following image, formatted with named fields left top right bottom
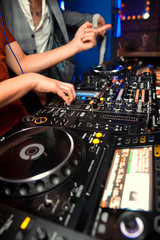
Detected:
left=5, top=22, right=110, bottom=75
left=6, top=40, right=78, bottom=75
left=20, top=41, right=78, bottom=73
left=0, top=73, right=35, bottom=108
left=0, top=73, right=76, bottom=108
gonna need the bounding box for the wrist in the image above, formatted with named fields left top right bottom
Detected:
left=22, top=72, right=39, bottom=92
left=67, top=39, right=81, bottom=54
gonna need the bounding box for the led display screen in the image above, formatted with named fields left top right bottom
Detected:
left=101, top=146, right=152, bottom=211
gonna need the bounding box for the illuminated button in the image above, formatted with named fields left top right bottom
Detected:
left=34, top=117, right=47, bottom=124
left=92, top=138, right=100, bottom=144
left=20, top=217, right=31, bottom=230
left=154, top=145, right=160, bottom=157
left=140, top=136, right=146, bottom=143
left=89, top=100, right=94, bottom=105
left=148, top=135, right=154, bottom=142
left=81, top=97, right=86, bottom=100
left=96, top=132, right=103, bottom=138
left=100, top=97, right=104, bottom=101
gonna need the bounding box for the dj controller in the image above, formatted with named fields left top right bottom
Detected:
left=0, top=64, right=160, bottom=240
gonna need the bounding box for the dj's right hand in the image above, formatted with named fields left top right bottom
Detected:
left=0, top=73, right=75, bottom=109
left=33, top=74, right=76, bottom=106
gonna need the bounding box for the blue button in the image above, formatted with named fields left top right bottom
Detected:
left=81, top=97, right=86, bottom=100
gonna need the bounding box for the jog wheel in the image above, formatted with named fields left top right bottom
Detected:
left=0, top=127, right=85, bottom=198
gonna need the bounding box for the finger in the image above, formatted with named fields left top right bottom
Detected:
left=81, top=36, right=96, bottom=46
left=60, top=83, right=76, bottom=101
left=83, top=21, right=93, bottom=28
left=96, top=24, right=112, bottom=35
left=71, top=85, right=76, bottom=99
left=81, top=31, right=97, bottom=40
left=56, top=89, right=71, bottom=106
left=60, top=84, right=76, bottom=103
left=100, top=30, right=107, bottom=37
left=84, top=28, right=98, bottom=35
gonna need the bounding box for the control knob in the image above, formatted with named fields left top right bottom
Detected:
left=36, top=227, right=48, bottom=240
left=114, top=103, right=120, bottom=111
left=96, top=97, right=101, bottom=104
left=137, top=100, right=142, bottom=113
left=118, top=212, right=147, bottom=239
left=92, top=100, right=98, bottom=109
left=132, top=81, right=137, bottom=88
left=75, top=118, right=80, bottom=126
left=126, top=103, right=132, bottom=112
left=116, top=99, right=122, bottom=105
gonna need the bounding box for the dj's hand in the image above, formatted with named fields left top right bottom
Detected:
left=72, top=21, right=112, bottom=52
left=33, top=75, right=76, bottom=106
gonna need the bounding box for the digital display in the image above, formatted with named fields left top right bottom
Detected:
left=101, top=147, right=152, bottom=211
left=76, top=91, right=101, bottom=98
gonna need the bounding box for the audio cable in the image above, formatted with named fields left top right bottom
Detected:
left=0, top=12, right=24, bottom=74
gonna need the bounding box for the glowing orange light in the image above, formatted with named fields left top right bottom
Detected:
left=127, top=16, right=131, bottom=20
left=132, top=16, right=136, bottom=20
left=121, top=3, right=125, bottom=8
left=146, top=1, right=150, bottom=5
left=20, top=217, right=31, bottom=230
left=137, top=15, right=141, bottom=19
left=128, top=66, right=132, bottom=70
left=146, top=7, right=149, bottom=11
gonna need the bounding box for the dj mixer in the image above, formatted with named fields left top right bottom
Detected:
left=0, top=64, right=160, bottom=240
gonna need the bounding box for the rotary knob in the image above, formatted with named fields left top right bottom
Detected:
left=119, top=212, right=147, bottom=239
left=36, top=227, right=48, bottom=240
left=92, top=100, right=98, bottom=109
left=114, top=103, right=120, bottom=111
left=126, top=103, right=132, bottom=112
left=96, top=97, right=101, bottom=104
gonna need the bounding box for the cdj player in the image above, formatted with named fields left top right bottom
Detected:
left=0, top=64, right=160, bottom=240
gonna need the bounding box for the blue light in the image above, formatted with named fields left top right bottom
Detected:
left=81, top=97, right=86, bottom=101
left=114, top=0, right=121, bottom=10
left=116, top=65, right=123, bottom=71
left=59, top=1, right=65, bottom=11
left=114, top=13, right=121, bottom=38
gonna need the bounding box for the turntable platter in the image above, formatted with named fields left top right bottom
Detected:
left=0, top=127, right=85, bottom=197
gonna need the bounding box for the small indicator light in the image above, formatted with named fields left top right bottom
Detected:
left=96, top=132, right=103, bottom=138
left=92, top=138, right=100, bottom=144
left=20, top=217, right=31, bottom=230
left=81, top=97, right=86, bottom=100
